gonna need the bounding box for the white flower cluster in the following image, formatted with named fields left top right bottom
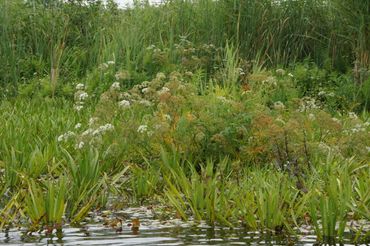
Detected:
left=79, top=92, right=88, bottom=101
left=298, top=97, right=320, bottom=112
left=134, top=81, right=150, bottom=90
left=89, top=117, right=99, bottom=127
left=74, top=84, right=88, bottom=112
left=318, top=90, right=335, bottom=97
left=137, top=125, right=148, bottom=133
left=76, top=83, right=85, bottom=90
left=238, top=67, right=246, bottom=76
left=92, top=124, right=114, bottom=136
left=332, top=117, right=341, bottom=124
left=82, top=128, right=94, bottom=137
left=156, top=72, right=166, bottom=80
left=75, top=141, right=85, bottom=149
left=57, top=131, right=75, bottom=142
left=164, top=114, right=172, bottom=121
left=99, top=60, right=115, bottom=70
left=142, top=87, right=151, bottom=94
left=111, top=82, right=120, bottom=91
left=118, top=100, right=131, bottom=109
left=157, top=86, right=170, bottom=96
left=146, top=44, right=156, bottom=50
left=348, top=112, right=358, bottom=119
left=79, top=123, right=114, bottom=148
left=58, top=117, right=115, bottom=149
left=351, top=124, right=367, bottom=134
left=344, top=120, right=369, bottom=135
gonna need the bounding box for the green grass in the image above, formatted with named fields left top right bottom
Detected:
left=0, top=0, right=368, bottom=88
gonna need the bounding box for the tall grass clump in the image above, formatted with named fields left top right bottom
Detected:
left=1, top=0, right=368, bottom=92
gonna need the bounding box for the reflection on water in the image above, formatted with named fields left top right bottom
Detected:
left=0, top=222, right=364, bottom=246
left=1, top=207, right=367, bottom=245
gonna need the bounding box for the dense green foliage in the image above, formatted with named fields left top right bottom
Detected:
left=1, top=0, right=369, bottom=88
left=0, top=0, right=369, bottom=244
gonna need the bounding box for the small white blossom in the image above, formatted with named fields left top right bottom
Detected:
left=288, top=73, right=294, bottom=78
left=122, top=92, right=131, bottom=98
left=351, top=124, right=366, bottom=133
left=142, top=88, right=151, bottom=94
left=111, top=82, right=120, bottom=91
left=74, top=105, right=84, bottom=112
left=238, top=68, right=245, bottom=76
left=146, top=44, right=156, bottom=50
left=137, top=125, right=148, bottom=133
left=332, top=117, right=341, bottom=124
left=348, top=112, right=358, bottom=119
left=89, top=117, right=99, bottom=126
left=318, top=91, right=326, bottom=96
left=76, top=83, right=85, bottom=90
left=79, top=92, right=89, bottom=101
left=164, top=114, right=172, bottom=121
left=99, top=123, right=114, bottom=132
left=299, top=97, right=319, bottom=112
left=156, top=72, right=166, bottom=80
left=92, top=124, right=114, bottom=136
left=158, top=87, right=170, bottom=95
left=75, top=123, right=82, bottom=129
left=107, top=60, right=115, bottom=65
left=57, top=131, right=75, bottom=142
left=92, top=129, right=100, bottom=136
left=82, top=128, right=93, bottom=137
left=118, top=100, right=131, bottom=109
left=75, top=141, right=85, bottom=149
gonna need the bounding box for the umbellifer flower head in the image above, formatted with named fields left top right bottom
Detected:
left=76, top=83, right=85, bottom=90
left=137, top=125, right=148, bottom=133
left=118, top=100, right=131, bottom=109
left=111, top=82, right=120, bottom=91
